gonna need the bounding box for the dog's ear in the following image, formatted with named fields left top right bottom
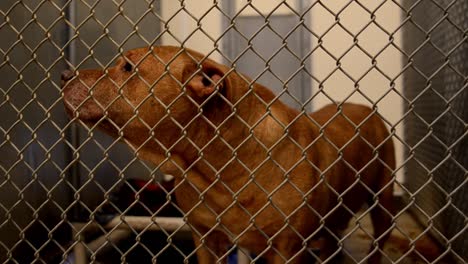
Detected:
left=182, top=60, right=227, bottom=98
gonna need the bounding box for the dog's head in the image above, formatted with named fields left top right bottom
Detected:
left=62, top=46, right=232, bottom=147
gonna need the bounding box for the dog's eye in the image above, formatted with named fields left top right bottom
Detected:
left=123, top=62, right=133, bottom=72
left=201, top=76, right=211, bottom=87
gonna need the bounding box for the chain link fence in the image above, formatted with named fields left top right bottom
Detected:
left=0, top=0, right=466, bottom=263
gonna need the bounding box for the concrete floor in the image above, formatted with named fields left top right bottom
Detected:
left=341, top=209, right=449, bottom=264
left=69, top=206, right=450, bottom=264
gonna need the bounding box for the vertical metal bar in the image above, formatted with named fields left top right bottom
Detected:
left=221, top=0, right=235, bottom=66
left=297, top=0, right=312, bottom=111
left=66, top=0, right=77, bottom=67
left=154, top=1, right=162, bottom=46
left=64, top=0, right=82, bottom=222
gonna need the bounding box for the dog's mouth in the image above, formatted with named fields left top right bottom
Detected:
left=63, top=99, right=103, bottom=120
left=63, top=101, right=75, bottom=119
left=63, top=82, right=107, bottom=122
left=95, top=118, right=117, bottom=132
left=63, top=92, right=122, bottom=137
left=77, top=115, right=119, bottom=136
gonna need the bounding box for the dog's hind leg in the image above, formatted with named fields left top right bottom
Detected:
left=368, top=143, right=395, bottom=264
left=368, top=186, right=393, bottom=264
left=319, top=230, right=343, bottom=263
left=265, top=241, right=305, bottom=264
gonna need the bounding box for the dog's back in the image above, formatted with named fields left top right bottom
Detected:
left=310, top=103, right=394, bottom=190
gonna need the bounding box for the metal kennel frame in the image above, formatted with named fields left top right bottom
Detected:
left=0, top=0, right=466, bottom=263
left=401, top=0, right=467, bottom=260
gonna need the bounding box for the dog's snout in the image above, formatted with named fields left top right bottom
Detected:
left=61, top=70, right=75, bottom=82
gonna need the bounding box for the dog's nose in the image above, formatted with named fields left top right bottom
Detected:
left=61, top=70, right=75, bottom=82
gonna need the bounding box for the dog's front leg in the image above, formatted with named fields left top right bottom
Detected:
left=264, top=239, right=307, bottom=264
left=192, top=229, right=231, bottom=264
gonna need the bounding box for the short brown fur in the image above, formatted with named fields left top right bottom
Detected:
left=62, top=46, right=395, bottom=263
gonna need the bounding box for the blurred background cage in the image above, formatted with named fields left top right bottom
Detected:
left=0, top=0, right=466, bottom=263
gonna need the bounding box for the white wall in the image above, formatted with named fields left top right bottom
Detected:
left=160, top=0, right=223, bottom=61
left=160, top=0, right=405, bottom=184
left=308, top=1, right=405, bottom=184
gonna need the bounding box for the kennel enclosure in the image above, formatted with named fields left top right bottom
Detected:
left=0, top=0, right=466, bottom=263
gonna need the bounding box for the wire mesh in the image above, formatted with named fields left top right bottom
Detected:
left=0, top=0, right=466, bottom=263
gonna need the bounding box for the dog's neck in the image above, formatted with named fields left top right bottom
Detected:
left=136, top=72, right=319, bottom=188
left=173, top=73, right=318, bottom=182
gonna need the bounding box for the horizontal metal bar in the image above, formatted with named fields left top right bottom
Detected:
left=104, top=216, right=190, bottom=232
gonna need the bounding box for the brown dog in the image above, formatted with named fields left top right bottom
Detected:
left=62, top=46, right=395, bottom=263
